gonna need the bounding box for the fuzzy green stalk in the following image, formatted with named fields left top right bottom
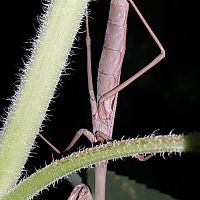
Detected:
left=0, top=0, right=89, bottom=195
left=1, top=134, right=200, bottom=200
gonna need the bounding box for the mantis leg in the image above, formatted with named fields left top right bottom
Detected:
left=86, top=15, right=98, bottom=117
left=135, top=154, right=153, bottom=161
left=63, top=129, right=97, bottom=152
left=38, top=133, right=61, bottom=154
left=98, top=0, right=165, bottom=105
left=67, top=184, right=93, bottom=200
left=63, top=129, right=112, bottom=153
left=95, top=131, right=112, bottom=142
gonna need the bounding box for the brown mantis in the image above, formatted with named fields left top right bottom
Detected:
left=39, top=0, right=165, bottom=199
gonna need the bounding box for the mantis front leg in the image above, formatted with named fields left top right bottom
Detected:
left=67, top=184, right=93, bottom=200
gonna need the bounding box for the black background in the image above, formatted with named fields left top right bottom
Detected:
left=0, top=0, right=200, bottom=199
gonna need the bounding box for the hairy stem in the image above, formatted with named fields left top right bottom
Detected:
left=1, top=134, right=199, bottom=200
left=0, top=0, right=89, bottom=195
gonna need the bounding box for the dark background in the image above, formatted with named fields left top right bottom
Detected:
left=0, top=0, right=200, bottom=199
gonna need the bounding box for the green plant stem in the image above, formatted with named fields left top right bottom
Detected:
left=0, top=0, right=89, bottom=195
left=1, top=134, right=199, bottom=200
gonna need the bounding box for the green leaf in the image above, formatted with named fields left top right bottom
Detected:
left=87, top=170, right=178, bottom=200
